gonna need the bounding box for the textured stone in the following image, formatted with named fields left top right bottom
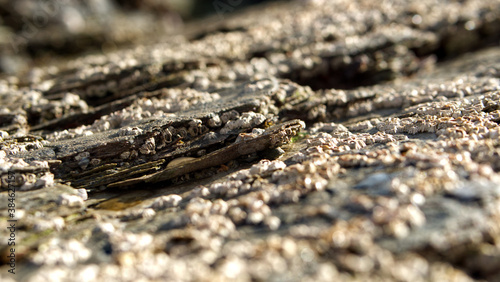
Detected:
left=2, top=0, right=500, bottom=281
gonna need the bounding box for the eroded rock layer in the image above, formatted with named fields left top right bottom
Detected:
left=1, top=0, right=500, bottom=281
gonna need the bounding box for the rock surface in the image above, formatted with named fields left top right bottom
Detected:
left=2, top=0, right=500, bottom=281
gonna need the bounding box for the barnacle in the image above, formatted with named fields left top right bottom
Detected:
left=139, top=137, right=156, bottom=155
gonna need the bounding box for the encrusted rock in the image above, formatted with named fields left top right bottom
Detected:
left=2, top=0, right=500, bottom=281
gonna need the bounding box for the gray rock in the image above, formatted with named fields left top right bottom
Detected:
left=2, top=0, right=500, bottom=281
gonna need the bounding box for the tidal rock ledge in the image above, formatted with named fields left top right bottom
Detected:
left=1, top=0, right=500, bottom=281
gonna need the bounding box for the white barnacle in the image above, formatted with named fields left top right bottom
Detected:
left=348, top=121, right=373, bottom=132
left=221, top=110, right=240, bottom=124
left=139, top=137, right=156, bottom=155
left=208, top=114, right=222, bottom=127
left=401, top=205, right=426, bottom=228
left=228, top=206, right=247, bottom=224
left=230, top=169, right=251, bottom=181
left=445, top=127, right=467, bottom=139
left=291, top=152, right=307, bottom=162
left=210, top=199, right=229, bottom=215
left=249, top=159, right=286, bottom=176
left=57, top=193, right=84, bottom=208
left=310, top=122, right=348, bottom=134
left=249, top=160, right=271, bottom=175
left=264, top=216, right=281, bottom=230
left=204, top=131, right=218, bottom=142
left=33, top=173, right=54, bottom=190
left=268, top=160, right=287, bottom=171
left=33, top=217, right=65, bottom=232
left=0, top=130, right=9, bottom=139
left=252, top=128, right=266, bottom=134
left=124, top=208, right=156, bottom=220
left=209, top=180, right=243, bottom=196
left=149, top=194, right=182, bottom=210
left=120, top=151, right=131, bottom=160
left=188, top=186, right=210, bottom=199
left=186, top=197, right=212, bottom=217
left=118, top=126, right=143, bottom=136
left=188, top=119, right=203, bottom=137
left=77, top=188, right=88, bottom=200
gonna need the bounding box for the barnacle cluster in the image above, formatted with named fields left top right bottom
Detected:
left=2, top=0, right=500, bottom=281
left=46, top=88, right=222, bottom=141
left=0, top=135, right=54, bottom=191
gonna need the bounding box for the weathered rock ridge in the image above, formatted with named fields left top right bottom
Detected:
left=1, top=0, right=500, bottom=281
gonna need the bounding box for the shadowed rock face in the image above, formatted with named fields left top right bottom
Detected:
left=2, top=0, right=500, bottom=281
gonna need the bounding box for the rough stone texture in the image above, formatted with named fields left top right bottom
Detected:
left=2, top=0, right=500, bottom=281
left=0, top=0, right=191, bottom=74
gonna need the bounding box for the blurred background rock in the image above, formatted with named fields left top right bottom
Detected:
left=0, top=0, right=275, bottom=75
